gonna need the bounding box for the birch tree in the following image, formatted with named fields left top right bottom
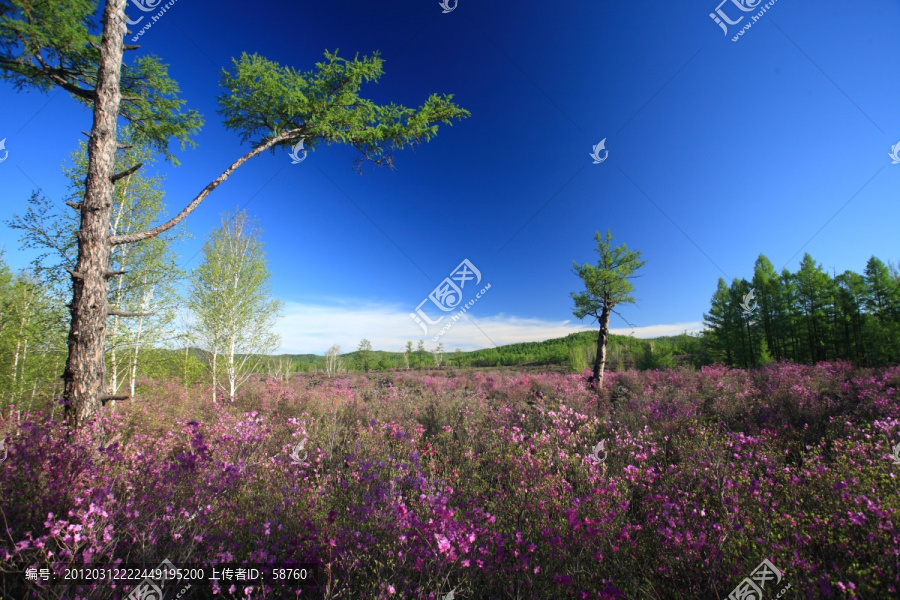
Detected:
left=403, top=341, right=413, bottom=370
left=324, top=345, right=342, bottom=378
left=0, top=0, right=469, bottom=428
left=189, top=210, right=281, bottom=402
left=7, top=131, right=184, bottom=403
left=0, top=260, right=67, bottom=409
left=357, top=339, right=372, bottom=373
left=432, top=342, right=444, bottom=367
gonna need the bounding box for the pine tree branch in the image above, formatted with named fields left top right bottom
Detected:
left=111, top=130, right=300, bottom=246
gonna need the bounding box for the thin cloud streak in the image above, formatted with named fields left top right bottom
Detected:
left=275, top=301, right=704, bottom=355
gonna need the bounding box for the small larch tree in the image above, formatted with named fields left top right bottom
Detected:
left=571, top=230, right=645, bottom=389
left=416, top=340, right=427, bottom=369
left=188, top=210, right=282, bottom=402
left=0, top=0, right=469, bottom=428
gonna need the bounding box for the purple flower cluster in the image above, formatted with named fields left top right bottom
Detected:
left=1, top=362, right=898, bottom=598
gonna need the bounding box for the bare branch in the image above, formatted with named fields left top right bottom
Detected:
left=104, top=270, right=126, bottom=278
left=100, top=394, right=130, bottom=405
left=123, top=44, right=141, bottom=51
left=31, top=53, right=96, bottom=101
left=109, top=309, right=155, bottom=317
left=609, top=307, right=638, bottom=329
left=66, top=200, right=83, bottom=211
left=110, top=162, right=143, bottom=183
left=111, top=130, right=301, bottom=246
left=81, top=131, right=92, bottom=138
left=66, top=268, right=85, bottom=280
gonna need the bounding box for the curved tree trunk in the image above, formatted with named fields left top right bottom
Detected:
left=63, top=0, right=127, bottom=428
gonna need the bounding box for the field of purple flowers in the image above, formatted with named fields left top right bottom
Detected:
left=1, top=361, right=899, bottom=599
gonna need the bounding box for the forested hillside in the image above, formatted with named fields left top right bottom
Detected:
left=703, top=253, right=900, bottom=368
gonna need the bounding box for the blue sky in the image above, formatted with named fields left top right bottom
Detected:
left=1, top=0, right=898, bottom=354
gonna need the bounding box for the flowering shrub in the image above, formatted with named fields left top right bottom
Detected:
left=1, top=362, right=898, bottom=599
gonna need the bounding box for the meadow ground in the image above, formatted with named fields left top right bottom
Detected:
left=1, top=361, right=898, bottom=599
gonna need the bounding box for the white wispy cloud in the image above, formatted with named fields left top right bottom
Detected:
left=275, top=300, right=704, bottom=355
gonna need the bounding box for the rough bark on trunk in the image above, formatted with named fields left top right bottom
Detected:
left=63, top=0, right=126, bottom=429
left=592, top=304, right=611, bottom=389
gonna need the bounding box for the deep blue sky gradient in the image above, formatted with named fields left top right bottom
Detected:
left=1, top=0, right=898, bottom=353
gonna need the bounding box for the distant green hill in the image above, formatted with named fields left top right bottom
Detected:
left=135, top=330, right=713, bottom=379
left=272, top=330, right=712, bottom=374
left=142, top=331, right=713, bottom=378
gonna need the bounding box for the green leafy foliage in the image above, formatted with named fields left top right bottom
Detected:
left=0, top=254, right=67, bottom=412
left=218, top=50, right=470, bottom=170
left=0, top=0, right=202, bottom=162
left=188, top=209, right=282, bottom=401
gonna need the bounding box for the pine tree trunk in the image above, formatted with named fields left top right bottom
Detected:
left=63, top=0, right=126, bottom=428
left=592, top=305, right=611, bottom=388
